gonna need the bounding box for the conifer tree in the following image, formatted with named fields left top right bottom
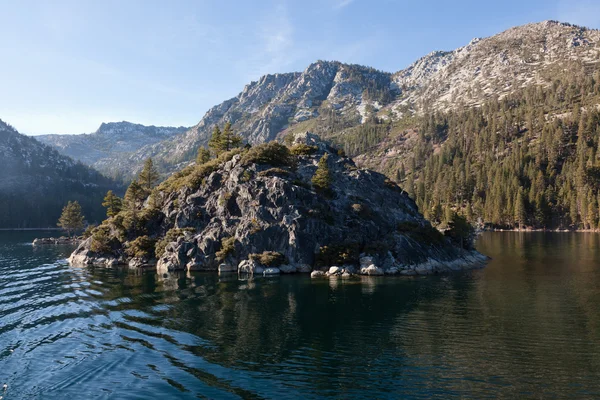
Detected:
left=102, top=190, right=123, bottom=217
left=138, top=158, right=159, bottom=191
left=312, top=153, right=331, bottom=192
left=514, top=188, right=526, bottom=230
left=221, top=122, right=243, bottom=151
left=57, top=201, right=85, bottom=237
left=124, top=180, right=146, bottom=211
left=196, top=147, right=211, bottom=164
left=208, top=126, right=224, bottom=155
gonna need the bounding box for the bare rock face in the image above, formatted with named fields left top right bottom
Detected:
left=69, top=133, right=487, bottom=275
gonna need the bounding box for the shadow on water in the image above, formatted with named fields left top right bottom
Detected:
left=0, top=231, right=599, bottom=398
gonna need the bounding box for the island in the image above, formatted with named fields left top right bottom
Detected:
left=69, top=132, right=488, bottom=276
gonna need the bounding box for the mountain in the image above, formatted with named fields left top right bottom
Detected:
left=90, top=21, right=600, bottom=181
left=37, top=122, right=188, bottom=179
left=0, top=120, right=120, bottom=228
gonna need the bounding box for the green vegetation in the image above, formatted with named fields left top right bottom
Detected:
left=57, top=201, right=85, bottom=237
left=216, top=236, right=236, bottom=261
left=240, top=142, right=295, bottom=167
left=125, top=235, right=157, bottom=259
left=290, top=143, right=318, bottom=156
left=249, top=251, right=286, bottom=267
left=403, top=73, right=600, bottom=229
left=138, top=158, right=160, bottom=191
left=196, top=147, right=211, bottom=164
left=90, top=225, right=113, bottom=253
left=208, top=122, right=243, bottom=155
left=102, top=190, right=123, bottom=217
left=312, top=154, right=331, bottom=192
left=258, top=168, right=290, bottom=177
left=158, top=148, right=243, bottom=193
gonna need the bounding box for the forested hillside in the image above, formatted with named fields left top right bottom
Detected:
left=349, top=68, right=600, bottom=229
left=0, top=120, right=120, bottom=228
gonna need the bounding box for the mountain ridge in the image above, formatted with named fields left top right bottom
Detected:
left=38, top=20, right=600, bottom=182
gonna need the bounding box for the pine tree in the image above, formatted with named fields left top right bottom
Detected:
left=57, top=201, right=85, bottom=237
left=196, top=147, right=211, bottom=165
left=514, top=188, right=526, bottom=230
left=221, top=122, right=243, bottom=151
left=312, top=154, right=331, bottom=192
left=102, top=190, right=123, bottom=217
left=208, top=126, right=224, bottom=155
left=124, top=180, right=146, bottom=210
left=138, top=158, right=159, bottom=191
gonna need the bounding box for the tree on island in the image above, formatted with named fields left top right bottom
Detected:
left=312, top=153, right=332, bottom=192
left=102, top=190, right=123, bottom=217
left=138, top=158, right=160, bottom=191
left=208, top=123, right=243, bottom=155
left=57, top=201, right=85, bottom=237
left=124, top=180, right=146, bottom=211
left=196, top=147, right=211, bottom=164
left=208, top=126, right=223, bottom=155
left=221, top=122, right=243, bottom=152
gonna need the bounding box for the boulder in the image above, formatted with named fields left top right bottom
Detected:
left=311, top=270, right=326, bottom=278
left=361, top=264, right=384, bottom=276
left=328, top=266, right=342, bottom=275
left=279, top=264, right=297, bottom=274
left=218, top=263, right=236, bottom=274
left=263, top=267, right=281, bottom=276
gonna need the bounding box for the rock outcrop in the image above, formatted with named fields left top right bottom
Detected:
left=33, top=237, right=82, bottom=246
left=69, top=133, right=487, bottom=275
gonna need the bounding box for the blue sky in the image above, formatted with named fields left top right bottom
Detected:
left=1, top=0, right=599, bottom=135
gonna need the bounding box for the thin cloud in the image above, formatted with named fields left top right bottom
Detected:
left=333, top=0, right=355, bottom=10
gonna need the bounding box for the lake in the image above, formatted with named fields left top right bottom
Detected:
left=0, top=231, right=599, bottom=398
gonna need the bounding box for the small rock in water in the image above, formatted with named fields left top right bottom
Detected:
left=328, top=266, right=342, bottom=275
left=311, top=270, right=326, bottom=278
left=263, top=267, right=281, bottom=275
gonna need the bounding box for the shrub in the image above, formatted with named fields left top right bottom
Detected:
left=250, top=218, right=262, bottom=234
left=158, top=148, right=244, bottom=193
left=249, top=251, right=286, bottom=267
left=290, top=143, right=318, bottom=156
left=155, top=227, right=196, bottom=258
left=240, top=142, right=295, bottom=167
left=90, top=225, right=114, bottom=254
left=125, top=235, right=157, bottom=259
left=240, top=170, right=253, bottom=182
left=82, top=224, right=97, bottom=239
left=216, top=236, right=236, bottom=261
left=218, top=192, right=233, bottom=207
left=258, top=168, right=290, bottom=177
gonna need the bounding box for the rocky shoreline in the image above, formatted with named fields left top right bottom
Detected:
left=33, top=237, right=82, bottom=246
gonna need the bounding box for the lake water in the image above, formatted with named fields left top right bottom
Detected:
left=0, top=231, right=599, bottom=398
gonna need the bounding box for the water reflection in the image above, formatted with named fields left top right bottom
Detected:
left=1, top=232, right=600, bottom=398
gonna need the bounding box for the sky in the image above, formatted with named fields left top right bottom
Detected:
left=1, top=0, right=599, bottom=135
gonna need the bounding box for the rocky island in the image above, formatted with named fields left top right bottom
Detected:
left=69, top=133, right=487, bottom=276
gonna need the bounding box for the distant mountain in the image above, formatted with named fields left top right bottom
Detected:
left=0, top=120, right=120, bottom=228
left=37, top=122, right=188, bottom=180
left=86, top=21, right=599, bottom=181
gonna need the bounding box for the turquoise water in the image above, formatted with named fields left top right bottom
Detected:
left=0, top=231, right=599, bottom=398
